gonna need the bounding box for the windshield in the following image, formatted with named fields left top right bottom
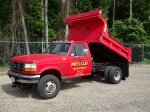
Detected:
left=43, top=43, right=71, bottom=55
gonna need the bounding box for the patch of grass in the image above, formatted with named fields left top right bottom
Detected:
left=0, top=66, right=9, bottom=75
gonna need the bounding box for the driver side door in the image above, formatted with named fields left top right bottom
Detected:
left=68, top=43, right=92, bottom=78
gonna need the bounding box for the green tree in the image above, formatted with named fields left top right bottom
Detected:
left=0, top=0, right=11, bottom=27
left=109, top=0, right=150, bottom=39
left=0, top=0, right=11, bottom=39
left=25, top=0, right=44, bottom=39
left=71, top=0, right=92, bottom=14
left=132, top=0, right=150, bottom=38
left=48, top=0, right=60, bottom=40
left=91, top=0, right=112, bottom=19
left=111, top=18, right=149, bottom=43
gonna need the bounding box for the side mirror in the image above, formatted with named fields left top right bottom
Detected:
left=83, top=49, right=88, bottom=56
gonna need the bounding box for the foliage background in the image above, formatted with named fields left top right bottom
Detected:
left=0, top=0, right=150, bottom=42
left=0, top=0, right=150, bottom=64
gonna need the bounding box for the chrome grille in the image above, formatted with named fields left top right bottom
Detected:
left=10, top=61, right=24, bottom=72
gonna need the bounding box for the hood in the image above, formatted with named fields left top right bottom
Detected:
left=10, top=54, right=65, bottom=63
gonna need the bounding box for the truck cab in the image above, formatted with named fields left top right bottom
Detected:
left=7, top=9, right=132, bottom=99
left=8, top=41, right=92, bottom=81
left=42, top=41, right=93, bottom=78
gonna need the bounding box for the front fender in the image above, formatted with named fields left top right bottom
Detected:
left=38, top=66, right=62, bottom=75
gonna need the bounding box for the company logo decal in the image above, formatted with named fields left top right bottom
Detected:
left=71, top=61, right=88, bottom=67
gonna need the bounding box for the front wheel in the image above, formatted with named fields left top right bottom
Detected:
left=37, top=75, right=60, bottom=99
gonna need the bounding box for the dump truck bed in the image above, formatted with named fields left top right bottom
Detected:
left=66, top=10, right=132, bottom=62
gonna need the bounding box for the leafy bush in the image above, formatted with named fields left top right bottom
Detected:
left=111, top=18, right=149, bottom=43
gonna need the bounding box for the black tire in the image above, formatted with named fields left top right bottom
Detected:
left=104, top=66, right=112, bottom=82
left=37, top=75, right=60, bottom=99
left=109, top=67, right=122, bottom=84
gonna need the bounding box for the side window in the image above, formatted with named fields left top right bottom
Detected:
left=71, top=44, right=85, bottom=56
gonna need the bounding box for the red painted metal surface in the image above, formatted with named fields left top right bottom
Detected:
left=66, top=9, right=132, bottom=62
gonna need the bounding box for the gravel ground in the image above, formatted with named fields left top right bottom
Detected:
left=0, top=64, right=150, bottom=112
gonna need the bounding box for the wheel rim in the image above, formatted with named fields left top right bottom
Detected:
left=114, top=71, right=120, bottom=81
left=45, top=81, right=56, bottom=94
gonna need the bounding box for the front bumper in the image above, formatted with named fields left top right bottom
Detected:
left=7, top=70, right=40, bottom=84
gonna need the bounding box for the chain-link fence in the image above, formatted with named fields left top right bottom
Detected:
left=0, top=41, right=48, bottom=66
left=125, top=44, right=150, bottom=63
left=0, top=41, right=150, bottom=66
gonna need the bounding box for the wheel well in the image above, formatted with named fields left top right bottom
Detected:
left=40, top=69, right=62, bottom=81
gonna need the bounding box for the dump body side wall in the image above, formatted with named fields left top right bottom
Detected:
left=66, top=9, right=132, bottom=63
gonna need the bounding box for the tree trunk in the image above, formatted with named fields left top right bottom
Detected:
left=65, top=0, right=69, bottom=40
left=130, top=0, right=132, bottom=22
left=18, top=0, right=30, bottom=55
left=11, top=0, right=16, bottom=56
left=113, top=0, right=115, bottom=23
left=41, top=0, right=45, bottom=52
left=41, top=0, right=44, bottom=40
left=45, top=0, right=49, bottom=48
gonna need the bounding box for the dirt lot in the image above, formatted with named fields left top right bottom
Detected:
left=0, top=64, right=150, bottom=112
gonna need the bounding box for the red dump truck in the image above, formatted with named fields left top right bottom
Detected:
left=7, top=9, right=132, bottom=99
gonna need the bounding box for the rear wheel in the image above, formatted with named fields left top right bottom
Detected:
left=104, top=66, right=112, bottom=82
left=109, top=67, right=122, bottom=84
left=37, top=75, right=60, bottom=99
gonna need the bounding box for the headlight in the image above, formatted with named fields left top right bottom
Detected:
left=24, top=63, right=37, bottom=72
